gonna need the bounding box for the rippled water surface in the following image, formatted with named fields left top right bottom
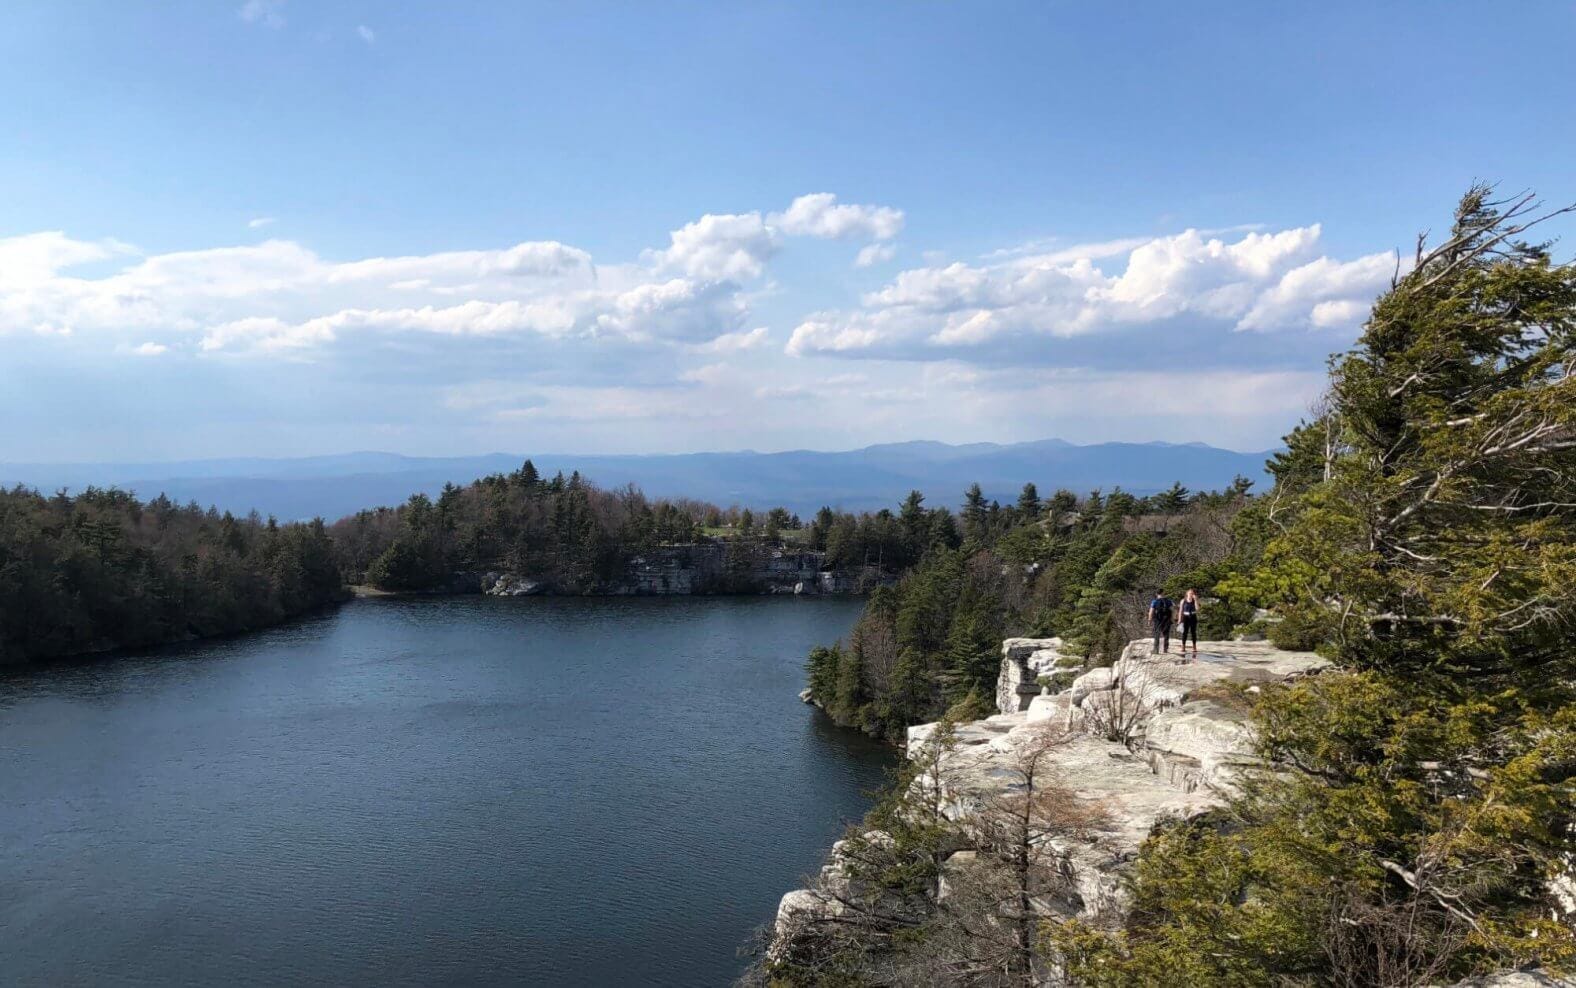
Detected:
left=1, top=596, right=892, bottom=987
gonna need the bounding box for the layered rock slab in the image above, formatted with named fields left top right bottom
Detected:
left=995, top=637, right=1079, bottom=713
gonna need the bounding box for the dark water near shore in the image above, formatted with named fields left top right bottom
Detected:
left=0, top=596, right=892, bottom=987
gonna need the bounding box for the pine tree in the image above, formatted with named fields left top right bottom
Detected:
left=961, top=483, right=988, bottom=543
left=1054, top=185, right=1576, bottom=983
left=1015, top=482, right=1040, bottom=518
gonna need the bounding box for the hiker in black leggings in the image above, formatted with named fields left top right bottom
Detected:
left=1178, top=588, right=1200, bottom=658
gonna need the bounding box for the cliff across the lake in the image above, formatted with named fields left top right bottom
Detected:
left=455, top=544, right=890, bottom=597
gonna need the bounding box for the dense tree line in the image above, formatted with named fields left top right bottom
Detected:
left=807, top=478, right=1257, bottom=740
left=330, top=462, right=815, bottom=592
left=0, top=486, right=342, bottom=664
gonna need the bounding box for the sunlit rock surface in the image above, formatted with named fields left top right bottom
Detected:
left=995, top=637, right=1078, bottom=713
left=770, top=639, right=1332, bottom=967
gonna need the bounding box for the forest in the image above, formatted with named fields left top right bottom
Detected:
left=329, top=461, right=971, bottom=593
left=0, top=486, right=343, bottom=665
left=805, top=477, right=1258, bottom=741
left=5, top=458, right=1227, bottom=664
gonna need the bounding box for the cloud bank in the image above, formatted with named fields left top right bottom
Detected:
left=0, top=195, right=1397, bottom=457
left=788, top=225, right=1397, bottom=358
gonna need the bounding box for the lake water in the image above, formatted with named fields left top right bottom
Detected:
left=0, top=596, right=892, bottom=987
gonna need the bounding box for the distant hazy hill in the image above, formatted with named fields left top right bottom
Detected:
left=1, top=439, right=1275, bottom=521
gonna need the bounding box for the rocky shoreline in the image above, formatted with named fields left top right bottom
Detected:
left=358, top=544, right=893, bottom=598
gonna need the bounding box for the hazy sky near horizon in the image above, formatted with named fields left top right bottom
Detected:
left=3, top=2, right=1574, bottom=462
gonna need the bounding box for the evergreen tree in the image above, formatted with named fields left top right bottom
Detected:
left=961, top=483, right=988, bottom=543
left=1054, top=185, right=1576, bottom=984
left=1015, top=482, right=1040, bottom=518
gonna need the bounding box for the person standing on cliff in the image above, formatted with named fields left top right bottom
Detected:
left=1178, top=588, right=1201, bottom=660
left=1148, top=589, right=1174, bottom=655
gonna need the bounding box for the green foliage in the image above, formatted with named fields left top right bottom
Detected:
left=943, top=686, right=994, bottom=723
left=806, top=483, right=1256, bottom=740
left=1055, top=186, right=1576, bottom=983
left=0, top=486, right=343, bottom=664
left=335, top=460, right=770, bottom=592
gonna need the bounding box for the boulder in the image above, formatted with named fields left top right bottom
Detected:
left=485, top=574, right=544, bottom=597
left=1141, top=700, right=1257, bottom=792
left=1067, top=666, right=1116, bottom=704
left=996, top=637, right=1076, bottom=714
left=1025, top=692, right=1076, bottom=727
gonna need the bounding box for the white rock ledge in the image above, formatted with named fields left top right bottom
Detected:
left=771, top=639, right=1332, bottom=966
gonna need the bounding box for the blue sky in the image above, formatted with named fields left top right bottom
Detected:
left=3, top=1, right=1574, bottom=461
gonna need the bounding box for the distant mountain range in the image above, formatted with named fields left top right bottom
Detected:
left=0, top=439, right=1277, bottom=521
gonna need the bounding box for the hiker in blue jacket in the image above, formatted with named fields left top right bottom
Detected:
left=1148, top=589, right=1174, bottom=655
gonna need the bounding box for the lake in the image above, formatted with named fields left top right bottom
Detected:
left=0, top=596, right=892, bottom=986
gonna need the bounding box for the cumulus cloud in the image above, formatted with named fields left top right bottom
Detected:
left=651, top=212, right=780, bottom=281
left=0, top=190, right=907, bottom=357
left=769, top=193, right=904, bottom=241
left=0, top=231, right=133, bottom=290
left=248, top=216, right=276, bottom=229
left=0, top=198, right=1402, bottom=454
left=356, top=24, right=376, bottom=45
left=788, top=225, right=1396, bottom=358
left=694, top=326, right=771, bottom=353
left=854, top=243, right=897, bottom=268
left=2, top=193, right=887, bottom=355
left=648, top=193, right=904, bottom=282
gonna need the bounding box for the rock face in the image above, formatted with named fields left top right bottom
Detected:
left=460, top=546, right=893, bottom=597
left=768, top=638, right=1332, bottom=972
left=995, top=637, right=1080, bottom=714
left=1142, top=699, right=1257, bottom=792
left=483, top=573, right=544, bottom=596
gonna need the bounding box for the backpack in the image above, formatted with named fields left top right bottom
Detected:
left=1152, top=597, right=1173, bottom=623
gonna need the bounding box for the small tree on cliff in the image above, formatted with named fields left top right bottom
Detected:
left=1052, top=186, right=1576, bottom=984
left=900, top=726, right=1109, bottom=986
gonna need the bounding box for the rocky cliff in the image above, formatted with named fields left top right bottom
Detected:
left=462, top=545, right=890, bottom=597
left=767, top=637, right=1329, bottom=980
left=768, top=638, right=1575, bottom=984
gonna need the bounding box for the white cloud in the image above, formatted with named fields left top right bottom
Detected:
left=1236, top=252, right=1399, bottom=332
left=0, top=232, right=133, bottom=290
left=0, top=198, right=1387, bottom=459
left=650, top=211, right=779, bottom=281
left=248, top=216, right=276, bottom=229
left=769, top=193, right=904, bottom=241
left=356, top=24, right=376, bottom=45
left=854, top=243, right=897, bottom=268
left=238, top=0, right=285, bottom=28
left=694, top=326, right=771, bottom=352
left=788, top=225, right=1396, bottom=358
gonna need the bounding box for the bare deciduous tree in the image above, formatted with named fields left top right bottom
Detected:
left=1078, top=647, right=1184, bottom=746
